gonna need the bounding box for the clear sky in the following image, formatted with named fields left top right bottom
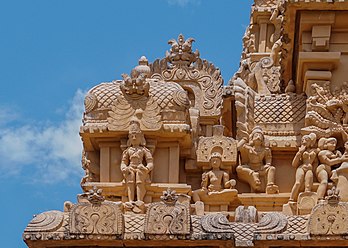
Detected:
left=0, top=0, right=253, bottom=247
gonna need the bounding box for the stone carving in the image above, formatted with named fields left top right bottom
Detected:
left=289, top=133, right=318, bottom=203
left=308, top=187, right=348, bottom=235
left=303, top=82, right=348, bottom=140
left=235, top=206, right=258, bottom=223
left=124, top=214, right=145, bottom=240
left=150, top=34, right=223, bottom=118
left=192, top=148, right=238, bottom=203
left=254, top=94, right=306, bottom=147
left=166, top=34, right=200, bottom=66
left=331, top=145, right=348, bottom=201
left=256, top=212, right=287, bottom=234
left=201, top=214, right=234, bottom=233
left=144, top=189, right=190, bottom=235
left=121, top=119, right=154, bottom=202
left=70, top=187, right=123, bottom=235
left=253, top=57, right=281, bottom=95
left=316, top=137, right=346, bottom=199
left=197, top=125, right=237, bottom=170
left=107, top=56, right=162, bottom=131
left=81, top=150, right=100, bottom=184
left=201, top=214, right=256, bottom=246
left=237, top=126, right=278, bottom=194
left=25, top=211, right=64, bottom=232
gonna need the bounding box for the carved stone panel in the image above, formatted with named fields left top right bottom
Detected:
left=197, top=125, right=237, bottom=170
left=308, top=197, right=348, bottom=235
left=69, top=201, right=123, bottom=235
left=144, top=201, right=190, bottom=235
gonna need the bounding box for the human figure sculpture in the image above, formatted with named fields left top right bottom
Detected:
left=237, top=126, right=278, bottom=194
left=316, top=137, right=346, bottom=199
left=192, top=149, right=237, bottom=202
left=121, top=120, right=154, bottom=202
left=288, top=133, right=318, bottom=202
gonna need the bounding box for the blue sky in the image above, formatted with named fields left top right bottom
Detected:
left=0, top=0, right=253, bottom=247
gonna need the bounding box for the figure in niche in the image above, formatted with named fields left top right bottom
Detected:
left=121, top=119, right=154, bottom=202
left=237, top=126, right=278, bottom=194
left=192, top=147, right=237, bottom=202
left=288, top=133, right=318, bottom=202
left=316, top=137, right=347, bottom=199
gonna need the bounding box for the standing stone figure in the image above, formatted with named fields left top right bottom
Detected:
left=289, top=133, right=318, bottom=202
left=121, top=120, right=154, bottom=202
left=237, top=126, right=278, bottom=194
left=192, top=148, right=237, bottom=202
left=316, top=137, right=346, bottom=199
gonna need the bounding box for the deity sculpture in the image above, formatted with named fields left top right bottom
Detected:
left=316, top=137, right=346, bottom=199
left=288, top=133, right=318, bottom=202
left=237, top=126, right=278, bottom=194
left=121, top=119, right=154, bottom=202
left=192, top=148, right=237, bottom=203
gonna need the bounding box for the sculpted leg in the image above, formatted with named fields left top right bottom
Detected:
left=136, top=170, right=147, bottom=201
left=237, top=165, right=261, bottom=192
left=266, top=166, right=276, bottom=186
left=304, top=170, right=313, bottom=193
left=316, top=170, right=328, bottom=199
left=289, top=168, right=305, bottom=202
left=125, top=170, right=136, bottom=201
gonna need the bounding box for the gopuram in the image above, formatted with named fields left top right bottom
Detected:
left=24, top=0, right=348, bottom=247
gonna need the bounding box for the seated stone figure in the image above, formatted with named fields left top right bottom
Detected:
left=237, top=126, right=278, bottom=194
left=192, top=148, right=237, bottom=203
left=121, top=119, right=154, bottom=202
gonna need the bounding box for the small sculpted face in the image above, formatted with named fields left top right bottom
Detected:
left=252, top=132, right=264, bottom=146
left=210, top=157, right=222, bottom=169
left=129, top=132, right=142, bottom=146
left=326, top=138, right=337, bottom=152
left=301, top=135, right=311, bottom=147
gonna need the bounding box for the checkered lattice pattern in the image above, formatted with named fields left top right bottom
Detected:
left=124, top=214, right=145, bottom=233
left=90, top=82, right=119, bottom=109
left=285, top=215, right=308, bottom=234
left=231, top=223, right=256, bottom=241
left=254, top=94, right=306, bottom=124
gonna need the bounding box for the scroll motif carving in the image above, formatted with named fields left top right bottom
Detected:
left=256, top=212, right=287, bottom=234
left=70, top=188, right=123, bottom=235
left=150, top=34, right=223, bottom=118
left=144, top=189, right=190, bottom=235
left=201, top=214, right=233, bottom=233
left=25, top=211, right=64, bottom=232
